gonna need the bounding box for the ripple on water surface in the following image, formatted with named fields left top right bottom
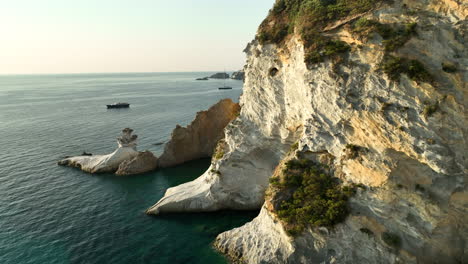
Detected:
left=0, top=73, right=256, bottom=264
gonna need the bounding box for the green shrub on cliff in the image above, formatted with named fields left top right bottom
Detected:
left=442, top=62, right=457, bottom=73
left=258, top=0, right=385, bottom=66
left=382, top=232, right=402, bottom=248
left=352, top=18, right=417, bottom=52
left=273, top=159, right=355, bottom=236
left=380, top=55, right=432, bottom=83
left=213, top=139, right=226, bottom=160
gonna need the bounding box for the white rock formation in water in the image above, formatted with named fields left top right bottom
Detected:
left=147, top=0, right=467, bottom=263
left=59, top=128, right=155, bottom=175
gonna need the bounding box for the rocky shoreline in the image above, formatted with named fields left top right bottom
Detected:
left=146, top=0, right=468, bottom=263
left=58, top=0, right=467, bottom=262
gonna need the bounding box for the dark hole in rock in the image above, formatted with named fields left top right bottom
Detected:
left=269, top=67, right=279, bottom=77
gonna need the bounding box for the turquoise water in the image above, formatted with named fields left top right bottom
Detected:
left=0, top=73, right=257, bottom=264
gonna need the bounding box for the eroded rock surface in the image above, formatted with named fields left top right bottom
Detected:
left=157, top=99, right=240, bottom=168
left=148, top=0, right=467, bottom=263
left=116, top=151, right=158, bottom=176
left=59, top=128, right=157, bottom=175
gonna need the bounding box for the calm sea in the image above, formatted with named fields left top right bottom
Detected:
left=0, top=72, right=257, bottom=264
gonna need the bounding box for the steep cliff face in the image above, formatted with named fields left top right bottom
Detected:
left=150, top=0, right=467, bottom=262
left=158, top=99, right=240, bottom=168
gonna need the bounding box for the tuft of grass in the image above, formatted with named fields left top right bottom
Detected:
left=272, top=158, right=355, bottom=236
left=352, top=19, right=417, bottom=52
left=415, top=184, right=425, bottom=192
left=269, top=176, right=281, bottom=187
left=442, top=62, right=457, bottom=73
left=382, top=232, right=402, bottom=248
left=290, top=142, right=299, bottom=152
left=422, top=102, right=438, bottom=117
left=380, top=55, right=432, bottom=83
left=360, top=228, right=374, bottom=236
left=213, top=139, right=226, bottom=160
left=214, top=150, right=225, bottom=160
left=210, top=169, right=222, bottom=175
left=345, top=144, right=367, bottom=159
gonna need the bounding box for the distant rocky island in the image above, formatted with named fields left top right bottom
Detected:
left=230, top=70, right=245, bottom=81
left=195, top=71, right=244, bottom=81
left=58, top=0, right=467, bottom=263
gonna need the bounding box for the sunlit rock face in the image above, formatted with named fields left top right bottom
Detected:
left=158, top=99, right=241, bottom=168
left=116, top=151, right=158, bottom=176
left=148, top=0, right=467, bottom=263
left=58, top=128, right=157, bottom=175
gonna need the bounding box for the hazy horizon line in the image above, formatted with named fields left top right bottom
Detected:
left=0, top=70, right=244, bottom=76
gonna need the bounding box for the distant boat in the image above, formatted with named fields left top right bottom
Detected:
left=107, top=103, right=130, bottom=109
left=218, top=69, right=232, bottom=90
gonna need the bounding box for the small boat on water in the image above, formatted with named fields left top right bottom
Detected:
left=218, top=69, right=232, bottom=90
left=107, top=103, right=130, bottom=109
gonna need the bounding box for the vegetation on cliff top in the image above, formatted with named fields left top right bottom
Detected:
left=213, top=139, right=226, bottom=160
left=352, top=18, right=417, bottom=52
left=379, top=55, right=432, bottom=83
left=259, top=1, right=433, bottom=83
left=351, top=18, right=433, bottom=83
left=258, top=0, right=387, bottom=66
left=269, top=158, right=355, bottom=236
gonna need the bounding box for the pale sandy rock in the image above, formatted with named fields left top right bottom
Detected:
left=58, top=128, right=154, bottom=175
left=148, top=0, right=467, bottom=263
left=158, top=99, right=240, bottom=168
left=115, top=151, right=158, bottom=176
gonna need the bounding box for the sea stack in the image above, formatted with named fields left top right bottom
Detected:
left=59, top=128, right=157, bottom=175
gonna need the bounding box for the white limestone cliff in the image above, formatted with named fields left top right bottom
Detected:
left=147, top=0, right=467, bottom=262
left=58, top=128, right=155, bottom=175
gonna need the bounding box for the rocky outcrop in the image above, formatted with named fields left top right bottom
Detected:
left=59, top=128, right=157, bottom=175
left=148, top=0, right=467, bottom=263
left=157, top=99, right=240, bottom=168
left=231, top=70, right=245, bottom=81
left=116, top=151, right=158, bottom=176
left=209, top=72, right=230, bottom=79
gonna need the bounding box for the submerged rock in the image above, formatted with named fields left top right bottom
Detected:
left=58, top=128, right=157, bottom=175
left=196, top=77, right=209, bottom=81
left=157, top=98, right=240, bottom=168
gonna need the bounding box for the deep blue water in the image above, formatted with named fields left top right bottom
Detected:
left=0, top=73, right=257, bottom=264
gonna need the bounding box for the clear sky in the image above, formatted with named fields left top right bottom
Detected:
left=0, top=0, right=274, bottom=74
